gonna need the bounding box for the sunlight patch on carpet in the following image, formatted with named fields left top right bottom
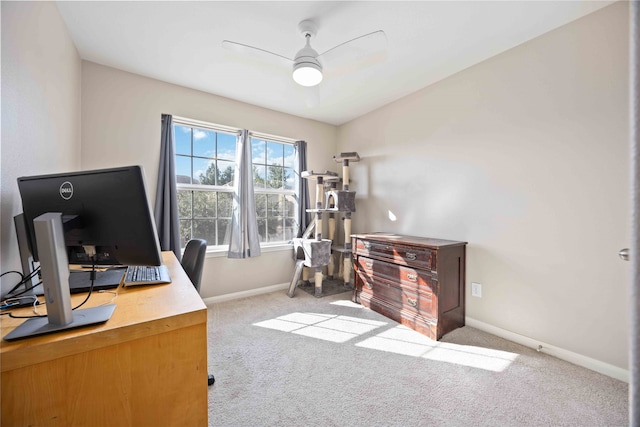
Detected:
left=253, top=312, right=387, bottom=343
left=254, top=312, right=518, bottom=371
left=356, top=325, right=519, bottom=372
left=329, top=300, right=363, bottom=309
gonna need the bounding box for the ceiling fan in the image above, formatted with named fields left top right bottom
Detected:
left=222, top=20, right=387, bottom=88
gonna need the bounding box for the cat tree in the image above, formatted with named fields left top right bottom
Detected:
left=288, top=152, right=360, bottom=297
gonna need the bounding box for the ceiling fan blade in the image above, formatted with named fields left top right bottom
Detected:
left=222, top=40, right=294, bottom=66
left=317, top=30, right=387, bottom=62
left=317, top=30, right=387, bottom=78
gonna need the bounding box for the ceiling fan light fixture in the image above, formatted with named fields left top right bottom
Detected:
left=292, top=61, right=323, bottom=86
left=223, top=19, right=387, bottom=92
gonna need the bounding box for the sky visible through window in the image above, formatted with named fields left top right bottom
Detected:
left=175, top=125, right=237, bottom=185
left=252, top=138, right=296, bottom=191
left=174, top=122, right=298, bottom=248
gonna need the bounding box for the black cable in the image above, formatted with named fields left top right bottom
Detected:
left=5, top=277, right=43, bottom=299
left=72, top=259, right=96, bottom=310
left=2, top=271, right=31, bottom=297
left=7, top=311, right=45, bottom=319
left=5, top=295, right=45, bottom=319
left=5, top=257, right=98, bottom=319
left=1, top=270, right=25, bottom=280
left=1, top=267, right=41, bottom=300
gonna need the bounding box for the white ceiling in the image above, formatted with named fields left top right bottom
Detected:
left=56, top=1, right=613, bottom=126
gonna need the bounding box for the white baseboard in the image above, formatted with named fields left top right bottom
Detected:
left=465, top=317, right=629, bottom=383
left=201, top=291, right=629, bottom=382
left=202, top=282, right=289, bottom=305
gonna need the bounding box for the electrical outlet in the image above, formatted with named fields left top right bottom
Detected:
left=471, top=282, right=482, bottom=298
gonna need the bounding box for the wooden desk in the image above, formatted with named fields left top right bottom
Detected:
left=1, top=252, right=208, bottom=426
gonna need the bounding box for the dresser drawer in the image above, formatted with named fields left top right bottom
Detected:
left=355, top=238, right=435, bottom=271
left=352, top=233, right=466, bottom=341
left=356, top=256, right=437, bottom=295
left=355, top=270, right=434, bottom=318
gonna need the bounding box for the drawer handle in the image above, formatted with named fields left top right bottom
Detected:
left=405, top=252, right=417, bottom=261
left=363, top=241, right=371, bottom=249
left=365, top=261, right=373, bottom=268
left=407, top=297, right=417, bottom=307
left=364, top=282, right=373, bottom=290
left=407, top=273, right=418, bottom=282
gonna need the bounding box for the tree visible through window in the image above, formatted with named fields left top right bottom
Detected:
left=251, top=137, right=297, bottom=243
left=174, top=121, right=298, bottom=249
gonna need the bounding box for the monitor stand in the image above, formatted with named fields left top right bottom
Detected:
left=3, top=213, right=115, bottom=341
left=13, top=214, right=39, bottom=295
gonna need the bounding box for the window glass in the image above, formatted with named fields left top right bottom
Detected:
left=193, top=219, right=216, bottom=247
left=217, top=133, right=236, bottom=161
left=193, top=158, right=212, bottom=185
left=283, top=167, right=295, bottom=190
left=177, top=190, right=192, bottom=218
left=217, top=160, right=235, bottom=186
left=253, top=164, right=266, bottom=189
left=179, top=219, right=192, bottom=247
left=217, top=219, right=231, bottom=245
left=283, top=144, right=295, bottom=168
left=252, top=139, right=266, bottom=163
left=284, top=218, right=296, bottom=241
left=267, top=142, right=283, bottom=166
left=175, top=155, right=192, bottom=184
left=284, top=195, right=296, bottom=217
left=174, top=126, right=191, bottom=156
left=193, top=129, right=216, bottom=158
left=193, top=191, right=216, bottom=218
left=218, top=192, right=234, bottom=217
left=255, top=193, right=267, bottom=217
left=174, top=121, right=297, bottom=249
left=267, top=166, right=284, bottom=190
left=250, top=137, right=297, bottom=243
left=257, top=218, right=267, bottom=243
left=268, top=217, right=284, bottom=241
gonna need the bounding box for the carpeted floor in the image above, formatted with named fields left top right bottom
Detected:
left=206, top=289, right=628, bottom=426
left=297, top=277, right=354, bottom=298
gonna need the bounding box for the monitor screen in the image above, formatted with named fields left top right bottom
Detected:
left=17, top=165, right=162, bottom=267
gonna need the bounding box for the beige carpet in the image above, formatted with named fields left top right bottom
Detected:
left=206, top=289, right=627, bottom=426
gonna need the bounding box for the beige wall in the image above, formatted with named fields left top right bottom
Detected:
left=80, top=62, right=338, bottom=297
left=338, top=2, right=630, bottom=370
left=0, top=2, right=82, bottom=294
left=1, top=0, right=630, bottom=374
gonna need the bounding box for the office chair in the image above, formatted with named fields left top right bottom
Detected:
left=181, top=239, right=207, bottom=293
left=181, top=239, right=215, bottom=386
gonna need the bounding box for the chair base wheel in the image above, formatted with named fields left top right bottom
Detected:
left=208, top=374, right=215, bottom=386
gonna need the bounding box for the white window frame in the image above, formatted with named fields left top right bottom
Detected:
left=249, top=131, right=298, bottom=248
left=173, top=117, right=298, bottom=254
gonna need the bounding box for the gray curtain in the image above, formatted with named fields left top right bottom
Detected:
left=295, top=140, right=310, bottom=237
left=154, top=114, right=181, bottom=261
left=228, top=130, right=261, bottom=258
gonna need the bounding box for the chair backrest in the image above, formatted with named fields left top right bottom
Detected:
left=181, top=239, right=207, bottom=293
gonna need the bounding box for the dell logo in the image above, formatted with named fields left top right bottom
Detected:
left=59, top=181, right=73, bottom=200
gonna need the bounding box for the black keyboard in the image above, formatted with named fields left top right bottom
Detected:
left=123, top=265, right=171, bottom=286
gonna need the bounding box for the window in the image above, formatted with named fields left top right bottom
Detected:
left=173, top=118, right=299, bottom=250
left=251, top=137, right=297, bottom=244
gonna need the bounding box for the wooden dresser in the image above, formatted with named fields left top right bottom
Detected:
left=352, top=233, right=467, bottom=340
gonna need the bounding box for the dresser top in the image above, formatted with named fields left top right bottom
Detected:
left=352, top=233, right=467, bottom=249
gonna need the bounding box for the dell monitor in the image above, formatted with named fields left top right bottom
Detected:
left=4, top=165, right=162, bottom=340
left=18, top=165, right=162, bottom=267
